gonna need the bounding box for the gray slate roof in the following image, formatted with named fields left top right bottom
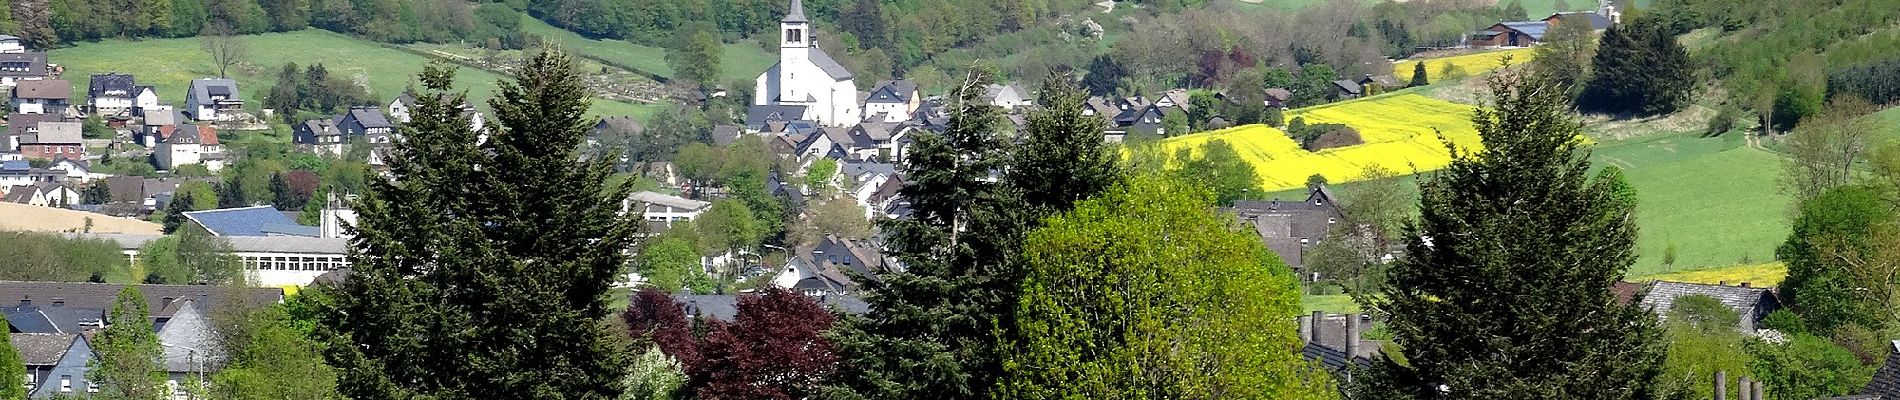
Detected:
left=9, top=333, right=75, bottom=365
left=89, top=73, right=136, bottom=97
left=783, top=0, right=808, bottom=22
left=24, top=121, right=82, bottom=144
left=807, top=47, right=854, bottom=80
left=1639, top=281, right=1779, bottom=331
left=1863, top=341, right=1900, bottom=399
left=670, top=292, right=869, bottom=322
left=0, top=52, right=48, bottom=78
left=745, top=104, right=808, bottom=128
left=189, top=78, right=240, bottom=103
left=867, top=80, right=917, bottom=104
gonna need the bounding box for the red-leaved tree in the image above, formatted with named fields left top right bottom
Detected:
left=622, top=288, right=705, bottom=367
left=690, top=288, right=839, bottom=400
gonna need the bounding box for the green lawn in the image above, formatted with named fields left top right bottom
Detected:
left=1303, top=294, right=1362, bottom=315
left=520, top=16, right=776, bottom=85
left=51, top=29, right=654, bottom=119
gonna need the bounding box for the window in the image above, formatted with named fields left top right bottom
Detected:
left=1328, top=218, right=1337, bottom=224
left=785, top=29, right=803, bottom=43
left=59, top=376, right=70, bottom=392
left=87, top=381, right=97, bottom=393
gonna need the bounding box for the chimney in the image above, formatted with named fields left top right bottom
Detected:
left=1740, top=282, right=1751, bottom=288
left=50, top=298, right=63, bottom=307
left=160, top=297, right=176, bottom=310
left=17, top=295, right=28, bottom=308
left=1714, top=371, right=1726, bottom=400
left=1738, top=377, right=1751, bottom=400
left=1718, top=280, right=1728, bottom=286
left=1752, top=381, right=1764, bottom=400
left=1345, top=314, right=1362, bottom=360
left=1309, top=311, right=1324, bottom=344
left=1297, top=315, right=1313, bottom=344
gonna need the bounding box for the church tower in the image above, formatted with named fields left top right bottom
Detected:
left=778, top=0, right=812, bottom=104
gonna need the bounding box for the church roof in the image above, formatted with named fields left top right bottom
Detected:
left=808, top=47, right=853, bottom=80
left=783, top=0, right=808, bottom=23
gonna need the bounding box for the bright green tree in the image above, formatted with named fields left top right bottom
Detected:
left=805, top=158, right=838, bottom=193
left=211, top=305, right=343, bottom=399
left=0, top=318, right=24, bottom=399
left=636, top=235, right=706, bottom=293
left=1655, top=295, right=1754, bottom=400
left=1748, top=333, right=1873, bottom=399
left=1777, top=185, right=1892, bottom=336
left=321, top=52, right=635, bottom=398
left=998, top=174, right=1335, bottom=398
left=695, top=199, right=766, bottom=255
left=1171, top=139, right=1261, bottom=206
left=1360, top=72, right=1666, bottom=398
left=90, top=287, right=165, bottom=400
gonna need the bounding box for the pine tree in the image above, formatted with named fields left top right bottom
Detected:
left=162, top=190, right=195, bottom=233
left=268, top=172, right=294, bottom=210
left=1410, top=61, right=1429, bottom=87
left=1361, top=72, right=1667, bottom=398
left=1009, top=72, right=1121, bottom=216
left=0, top=318, right=24, bottom=399
left=1579, top=16, right=1695, bottom=116
left=90, top=287, right=166, bottom=400
left=1082, top=55, right=1125, bottom=96
left=322, top=51, right=636, bottom=399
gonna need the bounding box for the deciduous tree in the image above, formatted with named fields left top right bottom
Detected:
left=0, top=318, right=23, bottom=399
left=690, top=289, right=838, bottom=400
left=90, top=287, right=166, bottom=400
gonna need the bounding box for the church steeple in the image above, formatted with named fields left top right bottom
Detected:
left=784, top=0, right=808, bottom=23
left=780, top=0, right=811, bottom=50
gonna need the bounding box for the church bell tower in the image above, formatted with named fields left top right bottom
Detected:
left=778, top=0, right=812, bottom=103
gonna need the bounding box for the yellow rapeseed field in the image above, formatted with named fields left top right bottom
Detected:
left=1393, top=48, right=1537, bottom=82
left=1152, top=93, right=1482, bottom=192
left=1634, top=262, right=1789, bottom=287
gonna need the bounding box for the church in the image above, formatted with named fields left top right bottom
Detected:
left=754, top=0, right=861, bottom=126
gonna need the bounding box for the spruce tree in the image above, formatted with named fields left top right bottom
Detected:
left=1579, top=16, right=1694, bottom=116
left=162, top=190, right=194, bottom=233
left=1410, top=61, right=1429, bottom=87
left=322, top=50, right=635, bottom=399
left=0, top=318, right=23, bottom=399
left=1009, top=72, right=1122, bottom=216
left=1361, top=72, right=1666, bottom=398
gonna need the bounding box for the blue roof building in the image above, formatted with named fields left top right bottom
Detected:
left=181, top=205, right=312, bottom=237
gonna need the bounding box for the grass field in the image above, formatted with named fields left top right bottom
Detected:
left=50, top=29, right=655, bottom=119
left=1153, top=92, right=1483, bottom=192
left=521, top=17, right=776, bottom=85
left=1394, top=48, right=1537, bottom=83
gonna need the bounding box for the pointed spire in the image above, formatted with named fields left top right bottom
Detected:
left=783, top=0, right=809, bottom=23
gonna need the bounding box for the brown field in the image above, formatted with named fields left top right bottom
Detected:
left=0, top=202, right=162, bottom=234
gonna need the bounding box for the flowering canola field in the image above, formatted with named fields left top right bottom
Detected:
left=1153, top=93, right=1481, bottom=192
left=1393, top=48, right=1537, bottom=82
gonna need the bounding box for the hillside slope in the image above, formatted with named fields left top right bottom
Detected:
left=50, top=29, right=655, bottom=118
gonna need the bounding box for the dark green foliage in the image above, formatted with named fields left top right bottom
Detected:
left=82, top=116, right=113, bottom=139
left=1748, top=333, right=1874, bottom=400
left=664, top=20, right=723, bottom=87
left=31, top=0, right=519, bottom=45
left=1828, top=57, right=1900, bottom=106
left=1500, top=0, right=1528, bottom=21
left=1761, top=309, right=1808, bottom=334
left=1361, top=73, right=1666, bottom=398
left=1579, top=17, right=1696, bottom=116
left=1083, top=55, right=1125, bottom=96
left=1291, top=64, right=1338, bottom=108
left=163, top=190, right=195, bottom=233
left=1771, top=80, right=1825, bottom=132
left=263, top=63, right=377, bottom=123
left=1286, top=120, right=1360, bottom=151
left=1009, top=73, right=1121, bottom=216
left=1409, top=61, right=1428, bottom=87
left=320, top=52, right=635, bottom=399
left=1776, top=185, right=1892, bottom=336
left=0, top=231, right=126, bottom=282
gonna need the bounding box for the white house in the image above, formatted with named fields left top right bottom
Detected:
left=754, top=0, right=860, bottom=126
left=184, top=79, right=243, bottom=122
left=10, top=79, right=69, bottom=115
left=154, top=124, right=224, bottom=172
left=0, top=35, right=24, bottom=54
left=87, top=73, right=137, bottom=116
left=0, top=52, right=48, bottom=87
left=862, top=80, right=919, bottom=122
left=986, top=83, right=1032, bottom=110
left=625, top=191, right=710, bottom=231
left=133, top=86, right=162, bottom=115
left=2, top=183, right=78, bottom=207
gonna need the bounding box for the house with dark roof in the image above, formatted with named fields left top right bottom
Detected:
left=863, top=79, right=920, bottom=122
left=1468, top=21, right=1552, bottom=48
left=87, top=73, right=138, bottom=116
left=337, top=106, right=394, bottom=143
left=1544, top=12, right=1614, bottom=31
left=0, top=52, right=49, bottom=86
left=985, top=83, right=1030, bottom=110
left=0, top=34, right=23, bottom=54
left=1848, top=340, right=1900, bottom=399
left=294, top=117, right=344, bottom=155
left=1331, top=79, right=1365, bottom=100
left=184, top=78, right=243, bottom=121
left=10, top=333, right=96, bottom=398
left=744, top=104, right=810, bottom=133
left=10, top=79, right=69, bottom=115
left=181, top=205, right=313, bottom=237
left=671, top=292, right=869, bottom=322
left=1265, top=88, right=1294, bottom=108
left=1232, top=185, right=1349, bottom=272
left=1299, top=312, right=1379, bottom=390
left=1638, top=280, right=1781, bottom=333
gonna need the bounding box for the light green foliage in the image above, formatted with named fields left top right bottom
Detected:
left=619, top=347, right=685, bottom=400
left=140, top=225, right=246, bottom=285
left=695, top=199, right=766, bottom=255
left=0, top=318, right=24, bottom=399
left=211, top=306, right=343, bottom=399
left=638, top=235, right=707, bottom=293
left=664, top=20, right=723, bottom=87
left=173, top=164, right=213, bottom=178
left=177, top=181, right=219, bottom=211
left=806, top=158, right=838, bottom=193
left=83, top=116, right=115, bottom=139
left=89, top=288, right=166, bottom=400
left=1778, top=186, right=1891, bottom=336
left=1170, top=139, right=1262, bottom=206
left=1656, top=320, right=1753, bottom=400
left=1748, top=333, right=1873, bottom=400
left=999, top=175, right=1336, bottom=399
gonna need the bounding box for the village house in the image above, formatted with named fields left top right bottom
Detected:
left=18, top=121, right=82, bottom=160
left=1638, top=280, right=1782, bottom=333
left=86, top=73, right=137, bottom=116
left=82, top=233, right=352, bottom=287
left=2, top=281, right=285, bottom=398
left=1299, top=312, right=1379, bottom=393
left=2, top=182, right=80, bottom=207
left=754, top=0, right=860, bottom=126
left=1331, top=79, right=1365, bottom=100
left=589, top=116, right=644, bottom=148
left=0, top=160, right=70, bottom=188
left=10, top=79, right=70, bottom=115
left=132, top=86, right=161, bottom=116
left=0, top=35, right=25, bottom=53
left=625, top=191, right=710, bottom=231
left=862, top=79, right=920, bottom=122
left=1265, top=88, right=1293, bottom=108
left=6, top=112, right=62, bottom=150
left=0, top=52, right=49, bottom=87
left=153, top=123, right=223, bottom=172
left=184, top=78, right=243, bottom=122
left=387, top=92, right=486, bottom=133
left=986, top=83, right=1031, bottom=110
left=744, top=104, right=810, bottom=133
left=293, top=117, right=344, bottom=155
left=12, top=333, right=96, bottom=398
left=1231, top=185, right=1348, bottom=274
left=772, top=235, right=895, bottom=295
left=138, top=110, right=189, bottom=147
left=839, top=122, right=911, bottom=162
left=336, top=106, right=395, bottom=143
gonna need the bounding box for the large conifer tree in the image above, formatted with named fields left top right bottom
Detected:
left=1362, top=72, right=1666, bottom=398
left=321, top=49, right=635, bottom=399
